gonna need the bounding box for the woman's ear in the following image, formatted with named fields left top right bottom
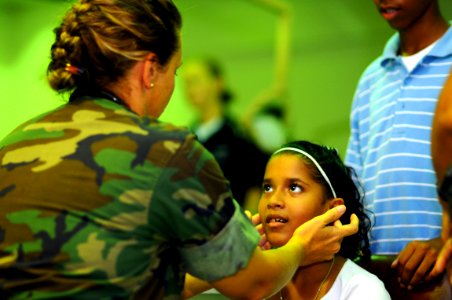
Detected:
left=142, top=52, right=159, bottom=89
left=329, top=198, right=345, bottom=209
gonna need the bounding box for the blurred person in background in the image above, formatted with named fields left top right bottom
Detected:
left=241, top=0, right=292, bottom=155
left=181, top=57, right=269, bottom=212
left=181, top=0, right=292, bottom=213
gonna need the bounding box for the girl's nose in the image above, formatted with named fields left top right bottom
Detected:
left=267, top=192, right=285, bottom=209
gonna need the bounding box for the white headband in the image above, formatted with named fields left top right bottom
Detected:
left=273, top=147, right=337, bottom=198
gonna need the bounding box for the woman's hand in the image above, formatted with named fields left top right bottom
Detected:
left=245, top=210, right=271, bottom=250
left=290, top=205, right=359, bottom=266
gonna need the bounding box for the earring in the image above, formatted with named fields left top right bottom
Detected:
left=150, top=82, right=155, bottom=88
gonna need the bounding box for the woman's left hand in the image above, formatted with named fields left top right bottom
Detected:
left=245, top=210, right=271, bottom=250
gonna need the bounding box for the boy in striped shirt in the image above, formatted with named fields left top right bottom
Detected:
left=345, top=0, right=452, bottom=290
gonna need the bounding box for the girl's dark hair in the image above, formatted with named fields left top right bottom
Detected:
left=274, top=140, right=372, bottom=260
left=47, top=0, right=182, bottom=93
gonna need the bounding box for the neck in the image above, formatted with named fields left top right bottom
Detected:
left=199, top=101, right=223, bottom=123
left=398, top=10, right=448, bottom=55
left=283, top=256, right=339, bottom=300
left=105, top=61, right=149, bottom=116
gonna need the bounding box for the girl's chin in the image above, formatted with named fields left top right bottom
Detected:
left=267, top=235, right=291, bottom=248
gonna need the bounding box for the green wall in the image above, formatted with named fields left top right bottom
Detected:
left=1, top=0, right=451, bottom=156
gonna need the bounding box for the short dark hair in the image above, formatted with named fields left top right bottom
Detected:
left=199, top=58, right=233, bottom=104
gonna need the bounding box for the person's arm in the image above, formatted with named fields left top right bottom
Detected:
left=431, top=238, right=452, bottom=279
left=432, top=70, right=452, bottom=241
left=183, top=274, right=211, bottom=299
left=391, top=72, right=452, bottom=288
left=184, top=206, right=358, bottom=299
left=430, top=71, right=452, bottom=278
left=432, top=70, right=452, bottom=243
left=432, top=71, right=452, bottom=184
left=429, top=71, right=452, bottom=279
left=241, top=0, right=292, bottom=128
left=183, top=211, right=272, bottom=299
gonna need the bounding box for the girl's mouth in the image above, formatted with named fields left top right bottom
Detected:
left=266, top=215, right=288, bottom=228
left=267, top=217, right=287, bottom=223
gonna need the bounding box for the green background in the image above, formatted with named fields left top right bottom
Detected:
left=1, top=0, right=451, bottom=156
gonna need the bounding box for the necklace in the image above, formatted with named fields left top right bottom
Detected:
left=279, top=256, right=335, bottom=300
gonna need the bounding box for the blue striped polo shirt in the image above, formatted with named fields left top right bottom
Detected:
left=345, top=26, right=452, bottom=255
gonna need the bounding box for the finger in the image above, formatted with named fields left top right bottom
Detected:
left=428, top=239, right=452, bottom=280
left=251, top=213, right=261, bottom=226
left=398, top=249, right=427, bottom=288
left=333, top=219, right=342, bottom=228
left=391, top=257, right=398, bottom=269
left=350, top=213, right=359, bottom=225
left=259, top=235, right=269, bottom=248
left=256, top=224, right=265, bottom=235
left=336, top=213, right=359, bottom=238
left=316, top=205, right=346, bottom=226
left=408, top=255, right=436, bottom=288
left=394, top=244, right=416, bottom=287
left=260, top=240, right=271, bottom=250
left=263, top=242, right=271, bottom=250
left=392, top=244, right=414, bottom=269
left=396, top=243, right=416, bottom=267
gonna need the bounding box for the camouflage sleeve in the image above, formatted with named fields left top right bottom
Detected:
left=149, top=134, right=260, bottom=281
left=180, top=200, right=260, bottom=281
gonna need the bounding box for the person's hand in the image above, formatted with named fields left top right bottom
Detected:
left=290, top=205, right=359, bottom=266
left=391, top=238, right=443, bottom=289
left=428, top=238, right=452, bottom=281
left=245, top=210, right=271, bottom=250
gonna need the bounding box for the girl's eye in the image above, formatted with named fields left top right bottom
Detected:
left=262, top=184, right=273, bottom=193
left=289, top=183, right=302, bottom=193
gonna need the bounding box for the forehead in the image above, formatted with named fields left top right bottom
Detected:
left=266, top=154, right=312, bottom=178
left=182, top=60, right=210, bottom=75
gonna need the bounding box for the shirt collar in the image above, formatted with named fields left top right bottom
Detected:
left=381, top=22, right=452, bottom=67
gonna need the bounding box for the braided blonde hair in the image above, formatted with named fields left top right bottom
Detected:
left=47, top=0, right=181, bottom=93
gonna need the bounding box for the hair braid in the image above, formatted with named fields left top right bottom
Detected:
left=47, top=0, right=181, bottom=95
left=48, top=2, right=92, bottom=92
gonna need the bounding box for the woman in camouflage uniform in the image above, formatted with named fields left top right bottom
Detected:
left=0, top=0, right=358, bottom=299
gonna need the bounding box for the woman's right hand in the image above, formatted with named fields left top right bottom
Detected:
left=290, top=205, right=359, bottom=266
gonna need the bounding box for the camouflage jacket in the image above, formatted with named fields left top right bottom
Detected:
left=0, top=97, right=259, bottom=299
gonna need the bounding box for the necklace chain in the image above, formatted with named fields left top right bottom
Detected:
left=279, top=256, right=335, bottom=300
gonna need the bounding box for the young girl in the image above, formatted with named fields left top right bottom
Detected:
left=260, top=140, right=390, bottom=299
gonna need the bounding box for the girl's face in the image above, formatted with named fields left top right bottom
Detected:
left=258, top=154, right=331, bottom=247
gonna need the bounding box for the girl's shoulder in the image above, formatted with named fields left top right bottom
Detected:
left=339, top=259, right=381, bottom=281
left=323, top=259, right=391, bottom=300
